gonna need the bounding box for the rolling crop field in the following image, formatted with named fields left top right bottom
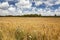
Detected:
left=0, top=17, right=60, bottom=40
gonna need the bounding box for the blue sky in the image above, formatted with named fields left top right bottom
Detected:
left=0, top=0, right=60, bottom=16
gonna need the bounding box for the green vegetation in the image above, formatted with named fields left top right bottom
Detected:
left=27, top=33, right=37, bottom=40
left=0, top=14, right=41, bottom=17
left=0, top=31, right=3, bottom=40
left=15, top=27, right=25, bottom=40
left=21, top=14, right=41, bottom=17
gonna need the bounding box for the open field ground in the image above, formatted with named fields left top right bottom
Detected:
left=0, top=17, right=60, bottom=40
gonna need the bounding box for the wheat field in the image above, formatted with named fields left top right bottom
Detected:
left=0, top=17, right=60, bottom=40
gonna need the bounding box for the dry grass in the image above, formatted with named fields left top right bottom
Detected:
left=0, top=17, right=60, bottom=40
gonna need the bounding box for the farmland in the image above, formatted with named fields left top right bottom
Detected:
left=0, top=17, right=60, bottom=40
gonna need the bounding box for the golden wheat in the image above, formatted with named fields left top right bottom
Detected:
left=0, top=17, right=60, bottom=40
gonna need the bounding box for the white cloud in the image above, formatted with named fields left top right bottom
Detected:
left=5, top=0, right=19, bottom=1
left=0, top=9, right=10, bottom=16
left=15, top=0, right=32, bottom=8
left=36, top=8, right=55, bottom=16
left=0, top=0, right=60, bottom=16
left=8, top=5, right=16, bottom=12
left=44, top=0, right=56, bottom=6
left=35, top=1, right=43, bottom=6
left=0, top=2, right=9, bottom=9
left=8, top=5, right=20, bottom=15
left=55, top=12, right=60, bottom=16
left=6, top=0, right=14, bottom=1
left=55, top=7, right=60, bottom=16
left=55, top=0, right=60, bottom=4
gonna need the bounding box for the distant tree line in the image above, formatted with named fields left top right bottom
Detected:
left=0, top=14, right=41, bottom=17
left=0, top=14, right=60, bottom=17
left=20, top=14, right=41, bottom=17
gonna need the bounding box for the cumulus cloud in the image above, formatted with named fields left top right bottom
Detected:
left=0, top=2, right=9, bottom=9
left=15, top=0, right=32, bottom=8
left=8, top=5, right=17, bottom=15
left=55, top=7, right=60, bottom=16
left=0, top=9, right=10, bottom=16
left=5, top=0, right=19, bottom=2
left=0, top=0, right=60, bottom=16
left=55, top=0, right=60, bottom=4
left=35, top=1, right=43, bottom=6
left=8, top=5, right=16, bottom=12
